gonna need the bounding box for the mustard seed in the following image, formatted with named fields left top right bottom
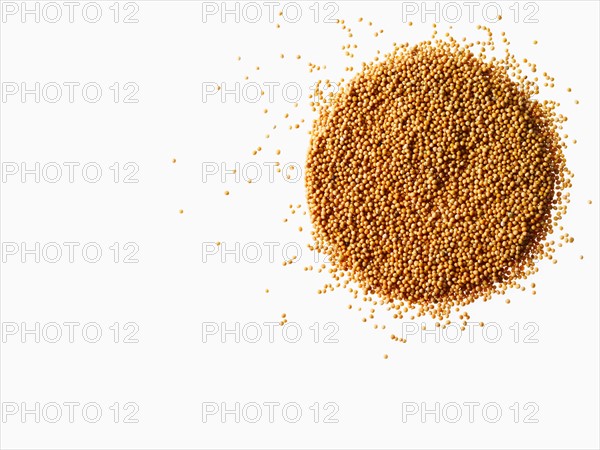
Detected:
left=305, top=33, right=570, bottom=322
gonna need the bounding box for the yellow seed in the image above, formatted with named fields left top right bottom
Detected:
left=303, top=26, right=570, bottom=328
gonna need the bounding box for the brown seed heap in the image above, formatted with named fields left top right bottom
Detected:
left=306, top=34, right=571, bottom=321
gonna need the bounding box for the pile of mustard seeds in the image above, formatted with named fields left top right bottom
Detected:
left=306, top=29, right=572, bottom=322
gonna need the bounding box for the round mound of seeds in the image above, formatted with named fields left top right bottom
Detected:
left=306, top=34, right=571, bottom=320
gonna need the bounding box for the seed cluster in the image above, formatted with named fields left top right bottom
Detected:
left=305, top=33, right=571, bottom=321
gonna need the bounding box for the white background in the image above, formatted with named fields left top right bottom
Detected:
left=1, top=1, right=599, bottom=449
